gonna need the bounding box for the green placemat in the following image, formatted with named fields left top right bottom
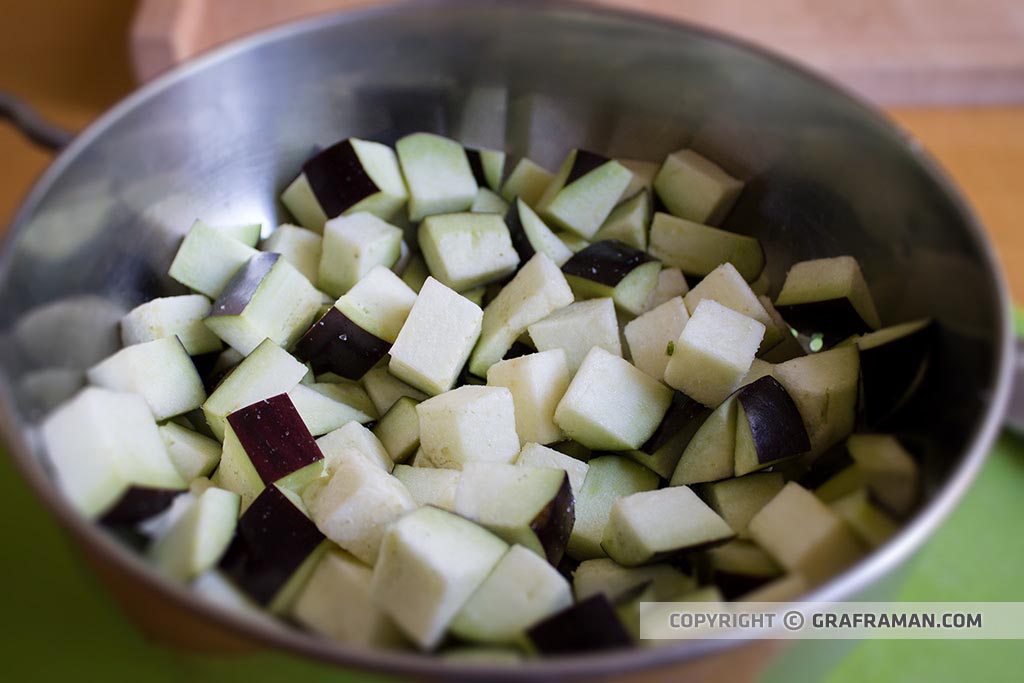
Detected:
left=2, top=433, right=1022, bottom=682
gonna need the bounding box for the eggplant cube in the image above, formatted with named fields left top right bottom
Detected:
left=468, top=253, right=574, bottom=377
left=41, top=387, right=185, bottom=518
left=87, top=336, right=206, bottom=421
left=527, top=594, right=632, bottom=655
left=372, top=396, right=421, bottom=464
left=392, top=464, right=461, bottom=511
left=527, top=298, right=622, bottom=374
left=261, top=224, right=322, bottom=284
left=593, top=189, right=651, bottom=251
left=486, top=349, right=570, bottom=445
left=601, top=486, right=734, bottom=566
left=555, top=346, right=672, bottom=451
left=305, top=447, right=416, bottom=565
left=470, top=188, right=510, bottom=214
left=294, top=311, right=389, bottom=382
left=450, top=544, right=572, bottom=645
left=653, top=148, right=743, bottom=225
left=219, top=484, right=326, bottom=611
left=567, top=455, right=659, bottom=561
left=684, top=262, right=780, bottom=351
left=149, top=486, right=240, bottom=581
left=506, top=198, right=573, bottom=267
left=664, top=299, right=765, bottom=407
left=418, top=213, right=520, bottom=291
left=562, top=240, right=661, bottom=316
left=669, top=395, right=737, bottom=486
left=846, top=433, right=919, bottom=516
left=168, top=219, right=258, bottom=298
left=397, top=132, right=478, bottom=222
left=388, top=277, right=483, bottom=395
left=624, top=295, right=689, bottom=380
left=287, top=382, right=376, bottom=436
left=537, top=150, right=633, bottom=238
left=701, top=471, right=785, bottom=536
left=516, top=442, right=589, bottom=498
left=202, top=338, right=308, bottom=439
left=454, top=462, right=574, bottom=564
left=362, top=365, right=428, bottom=414
left=733, top=376, right=810, bottom=476
left=318, top=212, right=403, bottom=296
left=370, top=506, right=508, bottom=650
left=158, top=422, right=222, bottom=482
left=774, top=255, right=882, bottom=346
left=773, top=346, right=860, bottom=456
left=291, top=549, right=406, bottom=648
left=500, top=158, right=554, bottom=208
left=316, top=420, right=393, bottom=473
left=205, top=252, right=322, bottom=356
left=573, top=558, right=696, bottom=603
left=217, top=393, right=325, bottom=511
left=417, top=385, right=520, bottom=469
left=643, top=267, right=689, bottom=312
left=627, top=392, right=711, bottom=479
left=747, top=481, right=865, bottom=584
left=466, top=147, right=506, bottom=192
left=281, top=138, right=408, bottom=231
left=648, top=212, right=764, bottom=282
left=121, top=294, right=222, bottom=356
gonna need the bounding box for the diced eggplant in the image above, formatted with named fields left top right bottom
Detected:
left=260, top=224, right=322, bottom=284
left=389, top=278, right=483, bottom=395
left=562, top=240, right=660, bottom=316
left=304, top=447, right=416, bottom=565
left=572, top=557, right=697, bottom=603
left=593, top=190, right=651, bottom=251
left=392, top=464, right=460, bottom=510
left=617, top=159, right=659, bottom=200
left=623, top=296, right=689, bottom=380
left=372, top=396, right=421, bottom=464
left=527, top=594, right=632, bottom=654
left=87, top=336, right=206, bottom=421
left=361, top=365, right=428, bottom=414
left=42, top=387, right=185, bottom=518
left=418, top=212, right=519, bottom=291
left=648, top=212, right=764, bottom=282
left=555, top=346, right=672, bottom=451
left=397, top=133, right=478, bottom=221
left=684, top=262, right=781, bottom=351
left=774, top=256, right=881, bottom=347
left=528, top=298, right=622, bottom=374
left=281, top=138, right=407, bottom=231
left=773, top=346, right=860, bottom=456
left=149, top=486, right=240, bottom=581
left=700, top=471, right=785, bottom=536
left=470, top=188, right=510, bottom=214
left=733, top=376, right=810, bottom=476
left=465, top=147, right=506, bottom=192
left=317, top=420, right=393, bottom=473
left=516, top=442, right=589, bottom=498
left=669, top=396, right=737, bottom=486
left=454, top=462, right=574, bottom=564
left=205, top=252, right=322, bottom=356
left=602, top=486, right=734, bottom=566
left=219, top=484, right=327, bottom=611
left=642, top=266, right=689, bottom=312
left=664, top=299, right=765, bottom=407
left=505, top=197, right=573, bottom=267
left=468, top=253, right=574, bottom=377
left=486, top=349, right=570, bottom=445
left=215, top=222, right=262, bottom=247
left=537, top=150, right=633, bottom=238
left=852, top=319, right=934, bottom=425
left=168, top=219, right=258, bottom=298
left=830, top=488, right=900, bottom=548
left=287, top=382, right=376, bottom=436
left=332, top=265, right=416, bottom=345
left=417, top=385, right=521, bottom=469
left=747, top=482, right=865, bottom=584
left=758, top=295, right=806, bottom=363
left=624, top=391, right=710, bottom=479
left=500, top=158, right=554, bottom=207
left=99, top=486, right=185, bottom=527
left=653, top=148, right=743, bottom=225
left=705, top=539, right=782, bottom=599
left=318, top=212, right=403, bottom=296
left=120, top=294, right=222, bottom=356
left=846, top=433, right=920, bottom=516
left=370, top=506, right=508, bottom=650
left=158, top=422, right=222, bottom=482
left=567, top=455, right=659, bottom=561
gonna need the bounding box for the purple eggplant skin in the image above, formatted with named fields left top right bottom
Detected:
left=640, top=392, right=710, bottom=455
left=465, top=149, right=489, bottom=189
left=504, top=200, right=536, bottom=264
left=774, top=298, right=872, bottom=349
left=219, top=485, right=325, bottom=605
left=99, top=487, right=185, bottom=527
left=562, top=240, right=654, bottom=287
left=528, top=594, right=632, bottom=655
left=209, top=252, right=280, bottom=318
left=530, top=473, right=575, bottom=567
left=737, top=375, right=810, bottom=464
left=226, top=393, right=323, bottom=484
left=293, top=307, right=391, bottom=380
left=302, top=139, right=380, bottom=218
left=860, top=321, right=935, bottom=426
left=564, top=149, right=611, bottom=186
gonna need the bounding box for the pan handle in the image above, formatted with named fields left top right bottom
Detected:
left=0, top=91, right=74, bottom=151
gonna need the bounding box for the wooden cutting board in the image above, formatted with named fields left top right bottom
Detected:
left=131, top=0, right=1024, bottom=105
